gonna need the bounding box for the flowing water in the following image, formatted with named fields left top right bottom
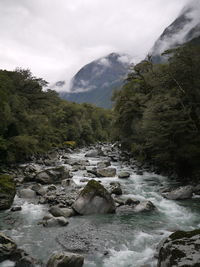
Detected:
left=0, top=146, right=200, bottom=267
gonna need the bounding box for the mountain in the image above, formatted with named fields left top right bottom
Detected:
left=59, top=53, right=131, bottom=108
left=151, top=1, right=200, bottom=62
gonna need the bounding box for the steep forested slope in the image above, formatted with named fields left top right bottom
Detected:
left=0, top=69, right=112, bottom=164
left=113, top=44, right=200, bottom=181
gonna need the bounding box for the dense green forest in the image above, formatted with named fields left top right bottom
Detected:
left=113, top=43, right=200, bottom=181
left=0, top=69, right=112, bottom=164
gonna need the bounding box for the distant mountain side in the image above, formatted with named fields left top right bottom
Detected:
left=59, top=53, right=131, bottom=108
left=151, top=3, right=200, bottom=62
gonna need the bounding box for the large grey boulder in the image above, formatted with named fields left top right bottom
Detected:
left=47, top=251, right=84, bottom=267
left=162, top=185, right=193, bottom=200
left=35, top=166, right=71, bottom=184
left=157, top=229, right=200, bottom=267
left=72, top=180, right=116, bottom=215
left=0, top=175, right=16, bottom=210
left=96, top=167, right=116, bottom=177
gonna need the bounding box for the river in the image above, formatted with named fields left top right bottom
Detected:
left=0, top=145, right=200, bottom=267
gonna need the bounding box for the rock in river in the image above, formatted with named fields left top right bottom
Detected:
left=118, top=171, right=130, bottom=179
left=96, top=167, right=116, bottom=177
left=72, top=180, right=116, bottom=215
left=162, top=185, right=193, bottom=200
left=35, top=166, right=71, bottom=184
left=0, top=175, right=16, bottom=210
left=0, top=232, right=39, bottom=266
left=47, top=251, right=84, bottom=267
left=157, top=229, right=200, bottom=267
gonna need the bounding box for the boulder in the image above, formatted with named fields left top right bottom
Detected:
left=44, top=216, right=69, bottom=227
left=118, top=171, right=130, bottom=179
left=31, top=183, right=46, bottom=196
left=0, top=232, right=17, bottom=262
left=125, top=198, right=140, bottom=206
left=96, top=167, right=116, bottom=177
left=47, top=251, right=84, bottom=267
left=134, top=200, right=156, bottom=212
left=162, top=185, right=193, bottom=200
left=85, top=150, right=99, bottom=157
left=35, top=166, right=71, bottom=184
left=0, top=175, right=16, bottom=210
left=157, top=229, right=200, bottom=267
left=116, top=200, right=155, bottom=214
left=11, top=206, right=22, bottom=212
left=72, top=180, right=115, bottom=215
left=109, top=182, right=122, bottom=195
left=97, top=161, right=111, bottom=169
left=0, top=232, right=38, bottom=266
left=61, top=179, right=76, bottom=188
left=18, top=189, right=36, bottom=199
left=49, top=206, right=75, bottom=218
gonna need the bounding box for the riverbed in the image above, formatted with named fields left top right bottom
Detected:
left=0, top=145, right=200, bottom=267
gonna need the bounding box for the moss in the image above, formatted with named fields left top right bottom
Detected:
left=81, top=180, right=108, bottom=198
left=0, top=174, right=16, bottom=194
left=169, top=229, right=200, bottom=241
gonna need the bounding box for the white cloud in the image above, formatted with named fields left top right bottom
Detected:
left=0, top=0, right=190, bottom=91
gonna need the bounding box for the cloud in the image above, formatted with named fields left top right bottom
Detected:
left=151, top=0, right=200, bottom=56
left=0, top=0, right=190, bottom=91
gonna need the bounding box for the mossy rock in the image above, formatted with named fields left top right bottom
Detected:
left=0, top=175, right=16, bottom=210
left=157, top=229, right=200, bottom=267
left=72, top=180, right=115, bottom=215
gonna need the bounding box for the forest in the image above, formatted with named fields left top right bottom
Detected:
left=0, top=69, right=112, bottom=164
left=113, top=42, right=200, bottom=181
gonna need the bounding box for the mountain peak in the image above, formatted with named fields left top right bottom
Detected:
left=59, top=52, right=131, bottom=108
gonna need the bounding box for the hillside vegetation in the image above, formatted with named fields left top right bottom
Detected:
left=113, top=43, right=200, bottom=181
left=0, top=69, right=112, bottom=164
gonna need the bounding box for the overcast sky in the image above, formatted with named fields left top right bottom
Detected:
left=0, top=0, right=190, bottom=90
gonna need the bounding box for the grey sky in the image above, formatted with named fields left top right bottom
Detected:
left=0, top=0, right=190, bottom=90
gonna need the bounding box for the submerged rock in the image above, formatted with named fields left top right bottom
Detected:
left=0, top=175, right=16, bottom=210
left=47, top=251, right=84, bottom=267
left=162, top=185, right=193, bottom=200
left=157, top=229, right=200, bottom=267
left=72, top=180, right=116, bottom=215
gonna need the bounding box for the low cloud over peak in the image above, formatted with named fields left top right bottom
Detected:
left=0, top=0, right=190, bottom=91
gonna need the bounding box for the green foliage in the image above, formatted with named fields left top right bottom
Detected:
left=113, top=43, right=200, bottom=180
left=0, top=69, right=112, bottom=164
left=0, top=175, right=15, bottom=194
